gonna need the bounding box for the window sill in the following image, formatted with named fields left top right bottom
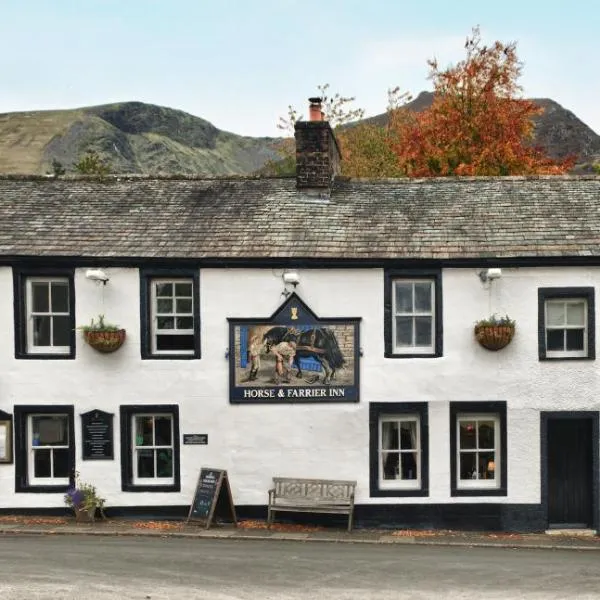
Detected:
left=384, top=351, right=441, bottom=359
left=141, top=353, right=200, bottom=361
left=15, top=351, right=75, bottom=360
left=451, top=487, right=507, bottom=497
left=371, top=488, right=429, bottom=498
left=122, top=482, right=181, bottom=493
left=539, top=355, right=595, bottom=362
left=16, top=483, right=71, bottom=494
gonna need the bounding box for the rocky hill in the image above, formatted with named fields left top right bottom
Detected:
left=0, top=96, right=598, bottom=175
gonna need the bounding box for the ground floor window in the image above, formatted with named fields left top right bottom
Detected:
left=14, top=405, right=75, bottom=492
left=450, top=401, right=507, bottom=497
left=369, top=402, right=429, bottom=497
left=120, top=405, right=180, bottom=492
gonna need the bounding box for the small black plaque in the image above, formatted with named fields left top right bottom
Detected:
left=183, top=434, right=208, bottom=445
left=81, top=410, right=114, bottom=460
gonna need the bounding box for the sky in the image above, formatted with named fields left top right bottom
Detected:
left=1, top=0, right=598, bottom=137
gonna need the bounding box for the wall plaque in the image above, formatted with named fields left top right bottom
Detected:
left=183, top=434, right=208, bottom=445
left=81, top=410, right=114, bottom=460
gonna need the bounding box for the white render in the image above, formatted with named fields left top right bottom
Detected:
left=0, top=265, right=599, bottom=510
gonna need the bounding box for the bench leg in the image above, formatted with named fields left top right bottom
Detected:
left=267, top=506, right=272, bottom=528
left=347, top=511, right=353, bottom=533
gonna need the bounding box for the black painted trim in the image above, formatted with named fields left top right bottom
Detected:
left=537, top=287, right=595, bottom=361
left=139, top=268, right=201, bottom=360
left=449, top=401, right=507, bottom=497
left=119, top=404, right=181, bottom=493
left=540, top=411, right=599, bottom=531
left=384, top=269, right=443, bottom=358
left=369, top=402, right=429, bottom=497
left=14, top=405, right=75, bottom=493
left=0, top=409, right=13, bottom=464
left=12, top=267, right=76, bottom=359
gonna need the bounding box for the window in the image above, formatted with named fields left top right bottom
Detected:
left=140, top=269, right=200, bottom=359
left=369, top=402, right=429, bottom=497
left=538, top=288, right=595, bottom=360
left=14, top=406, right=75, bottom=493
left=384, top=270, right=442, bottom=358
left=120, top=405, right=180, bottom=492
left=13, top=269, right=76, bottom=359
left=450, top=402, right=507, bottom=497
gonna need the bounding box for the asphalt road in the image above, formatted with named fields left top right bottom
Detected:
left=0, top=535, right=599, bottom=599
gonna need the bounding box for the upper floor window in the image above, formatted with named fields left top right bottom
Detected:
left=538, top=287, right=595, bottom=361
left=13, top=269, right=75, bottom=359
left=140, top=269, right=200, bottom=359
left=384, top=270, right=443, bottom=358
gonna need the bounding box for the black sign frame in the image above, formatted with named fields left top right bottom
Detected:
left=186, top=468, right=237, bottom=529
left=81, top=409, right=114, bottom=460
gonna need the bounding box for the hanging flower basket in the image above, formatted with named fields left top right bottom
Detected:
left=80, top=315, right=126, bottom=353
left=474, top=315, right=515, bottom=351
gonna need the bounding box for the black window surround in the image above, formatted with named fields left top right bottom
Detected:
left=120, top=404, right=181, bottom=493
left=384, top=269, right=443, bottom=358
left=369, top=402, right=429, bottom=497
left=14, top=405, right=75, bottom=493
left=139, top=268, right=201, bottom=360
left=538, top=287, right=595, bottom=361
left=13, top=267, right=76, bottom=360
left=450, top=401, right=507, bottom=497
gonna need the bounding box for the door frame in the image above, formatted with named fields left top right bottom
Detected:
left=540, top=411, right=599, bottom=531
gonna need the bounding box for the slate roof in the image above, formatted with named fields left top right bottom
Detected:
left=0, top=175, right=599, bottom=261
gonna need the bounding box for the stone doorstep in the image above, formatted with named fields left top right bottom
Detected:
left=545, top=528, right=597, bottom=537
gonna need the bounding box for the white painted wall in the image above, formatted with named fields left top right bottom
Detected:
left=0, top=265, right=599, bottom=510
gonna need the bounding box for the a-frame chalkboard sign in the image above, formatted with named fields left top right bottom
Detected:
left=186, top=468, right=237, bottom=529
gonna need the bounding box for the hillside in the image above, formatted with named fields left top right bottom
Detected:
left=0, top=96, right=598, bottom=175
left=0, top=102, right=280, bottom=176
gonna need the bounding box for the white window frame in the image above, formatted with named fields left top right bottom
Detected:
left=131, top=413, right=175, bottom=486
left=27, top=413, right=70, bottom=486
left=392, top=279, right=435, bottom=354
left=26, top=277, right=71, bottom=354
left=150, top=278, right=195, bottom=355
left=456, top=414, right=500, bottom=490
left=378, top=414, right=421, bottom=490
left=545, top=298, right=588, bottom=358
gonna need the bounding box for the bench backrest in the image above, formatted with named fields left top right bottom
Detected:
left=273, top=477, right=356, bottom=501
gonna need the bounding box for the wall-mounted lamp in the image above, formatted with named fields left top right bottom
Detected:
left=85, top=268, right=110, bottom=285
left=281, top=270, right=300, bottom=298
left=478, top=267, right=502, bottom=283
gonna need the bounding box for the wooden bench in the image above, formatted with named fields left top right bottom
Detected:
left=268, top=477, right=357, bottom=532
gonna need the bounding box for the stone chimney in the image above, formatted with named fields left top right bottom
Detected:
left=295, top=97, right=341, bottom=190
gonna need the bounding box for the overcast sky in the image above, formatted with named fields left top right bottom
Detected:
left=1, top=0, right=598, bottom=137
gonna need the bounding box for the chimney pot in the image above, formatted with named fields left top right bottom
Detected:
left=308, top=97, right=323, bottom=122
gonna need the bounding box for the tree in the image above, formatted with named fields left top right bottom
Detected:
left=73, top=150, right=111, bottom=176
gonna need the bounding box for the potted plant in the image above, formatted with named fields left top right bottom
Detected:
left=474, top=314, right=516, bottom=351
left=64, top=473, right=106, bottom=523
left=80, top=314, right=126, bottom=353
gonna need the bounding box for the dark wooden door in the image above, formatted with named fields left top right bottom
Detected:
left=547, top=418, right=593, bottom=527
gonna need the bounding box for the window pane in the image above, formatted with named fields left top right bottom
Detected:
left=33, top=449, right=51, bottom=477
left=382, top=451, right=399, bottom=480
left=33, top=416, right=68, bottom=445
left=399, top=421, right=417, bottom=450
left=154, top=417, right=172, bottom=446
left=53, top=316, right=71, bottom=346
left=381, top=422, right=398, bottom=450
left=156, top=317, right=174, bottom=330
left=137, top=449, right=155, bottom=478
left=176, top=298, right=193, bottom=313
left=414, top=282, right=432, bottom=312
left=155, top=283, right=172, bottom=297
left=157, top=449, right=173, bottom=478
left=174, top=283, right=192, bottom=296
left=566, top=329, right=585, bottom=351
left=480, top=452, right=496, bottom=480
left=156, top=299, right=173, bottom=313
left=478, top=422, right=495, bottom=449
left=31, top=282, right=49, bottom=312
left=33, top=316, right=51, bottom=346
left=459, top=452, right=477, bottom=480
left=156, top=334, right=195, bottom=352
left=546, top=329, right=564, bottom=351
left=53, top=448, right=70, bottom=477
left=176, top=317, right=193, bottom=330
left=566, top=302, right=585, bottom=326
left=50, top=282, right=69, bottom=312
left=546, top=302, right=565, bottom=327
left=459, top=421, right=476, bottom=449
left=400, top=453, right=418, bottom=480
left=395, top=317, right=413, bottom=347
left=135, top=417, right=154, bottom=446
left=394, top=283, right=413, bottom=313
left=414, top=317, right=432, bottom=346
